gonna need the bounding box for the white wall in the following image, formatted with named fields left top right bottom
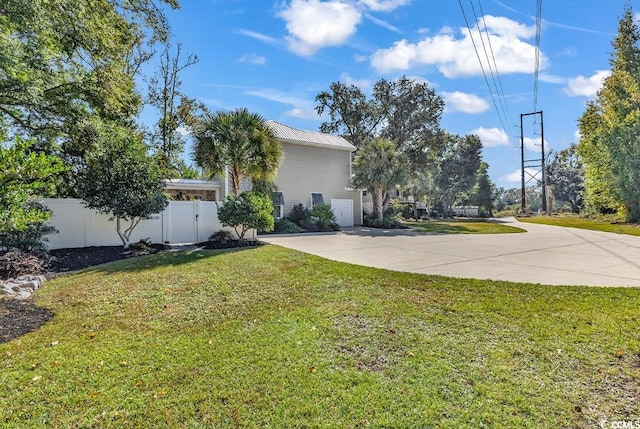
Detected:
left=39, top=198, right=255, bottom=249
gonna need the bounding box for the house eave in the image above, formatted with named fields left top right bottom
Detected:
left=278, top=137, right=355, bottom=152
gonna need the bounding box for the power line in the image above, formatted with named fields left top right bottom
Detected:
left=457, top=0, right=510, bottom=136
left=533, top=0, right=543, bottom=111
left=477, top=0, right=513, bottom=126
left=469, top=0, right=513, bottom=131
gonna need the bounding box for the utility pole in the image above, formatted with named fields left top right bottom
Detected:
left=520, top=111, right=546, bottom=213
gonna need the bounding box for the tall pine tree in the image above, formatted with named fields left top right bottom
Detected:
left=578, top=6, right=640, bottom=220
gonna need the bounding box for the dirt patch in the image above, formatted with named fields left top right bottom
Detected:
left=0, top=300, right=54, bottom=343
left=329, top=314, right=407, bottom=373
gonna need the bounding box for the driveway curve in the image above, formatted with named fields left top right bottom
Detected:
left=260, top=217, right=640, bottom=287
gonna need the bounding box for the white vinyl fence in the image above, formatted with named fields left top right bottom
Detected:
left=39, top=198, right=255, bottom=250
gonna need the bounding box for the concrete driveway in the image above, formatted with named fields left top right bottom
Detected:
left=260, top=218, right=640, bottom=287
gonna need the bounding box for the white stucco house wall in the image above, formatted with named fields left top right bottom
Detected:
left=265, top=121, right=362, bottom=227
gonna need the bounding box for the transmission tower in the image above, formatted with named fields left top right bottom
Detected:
left=520, top=111, right=546, bottom=213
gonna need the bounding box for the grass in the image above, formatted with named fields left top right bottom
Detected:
left=1, top=246, right=639, bottom=428
left=518, top=215, right=640, bottom=236
left=403, top=218, right=526, bottom=234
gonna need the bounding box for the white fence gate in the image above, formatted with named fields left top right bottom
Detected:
left=39, top=198, right=254, bottom=250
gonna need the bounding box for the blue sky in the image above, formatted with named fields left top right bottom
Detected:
left=143, top=0, right=633, bottom=188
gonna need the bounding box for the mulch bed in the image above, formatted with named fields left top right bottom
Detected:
left=1, top=241, right=261, bottom=344
left=0, top=244, right=165, bottom=344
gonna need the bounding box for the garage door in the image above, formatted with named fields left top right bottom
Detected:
left=331, top=199, right=354, bottom=227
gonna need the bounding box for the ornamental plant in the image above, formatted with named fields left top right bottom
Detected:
left=217, top=191, right=274, bottom=241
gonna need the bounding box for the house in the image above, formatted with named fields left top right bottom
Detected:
left=163, top=121, right=363, bottom=226
left=265, top=121, right=362, bottom=227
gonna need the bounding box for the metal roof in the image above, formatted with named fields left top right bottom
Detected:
left=265, top=120, right=355, bottom=151
left=164, top=179, right=221, bottom=190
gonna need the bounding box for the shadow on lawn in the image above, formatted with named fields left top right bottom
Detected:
left=88, top=246, right=259, bottom=274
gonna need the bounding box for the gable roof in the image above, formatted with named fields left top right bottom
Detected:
left=265, top=120, right=355, bottom=152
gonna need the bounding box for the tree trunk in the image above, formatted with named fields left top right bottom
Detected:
left=116, top=216, right=130, bottom=249
left=230, top=166, right=243, bottom=195
left=375, top=186, right=384, bottom=222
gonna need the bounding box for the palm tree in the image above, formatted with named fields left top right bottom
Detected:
left=192, top=108, right=282, bottom=195
left=352, top=138, right=408, bottom=222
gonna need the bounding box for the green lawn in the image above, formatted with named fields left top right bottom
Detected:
left=403, top=218, right=526, bottom=234
left=1, top=246, right=639, bottom=428
left=518, top=215, right=640, bottom=236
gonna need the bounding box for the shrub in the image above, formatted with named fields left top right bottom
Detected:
left=308, top=204, right=340, bottom=232
left=0, top=203, right=57, bottom=252
left=0, top=137, right=67, bottom=234
left=363, top=213, right=405, bottom=229
left=287, top=203, right=309, bottom=227
left=218, top=191, right=274, bottom=240
left=0, top=250, right=48, bottom=278
left=208, top=230, right=235, bottom=245
left=389, top=199, right=413, bottom=219
left=273, top=218, right=304, bottom=233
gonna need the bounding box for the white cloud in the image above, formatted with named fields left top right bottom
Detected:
left=365, top=13, right=401, bottom=33
left=284, top=107, right=322, bottom=119
left=442, top=91, right=489, bottom=114
left=235, top=29, right=280, bottom=45
left=539, top=73, right=565, bottom=84
left=563, top=70, right=610, bottom=97
left=238, top=53, right=266, bottom=65
left=340, top=72, right=372, bottom=90
left=483, top=15, right=536, bottom=38
left=405, top=75, right=432, bottom=86
left=247, top=87, right=320, bottom=120
left=246, top=88, right=304, bottom=105
left=574, top=129, right=582, bottom=143
left=556, top=47, right=577, bottom=57
left=359, top=0, right=410, bottom=12
left=371, top=39, right=416, bottom=71
left=523, top=136, right=543, bottom=151
left=470, top=127, right=509, bottom=147
left=278, top=0, right=362, bottom=56
left=370, top=15, right=546, bottom=78
left=502, top=168, right=541, bottom=183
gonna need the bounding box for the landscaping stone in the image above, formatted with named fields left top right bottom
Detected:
left=0, top=276, right=46, bottom=301
left=15, top=291, right=32, bottom=301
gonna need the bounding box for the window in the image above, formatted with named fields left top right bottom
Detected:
left=272, top=192, right=285, bottom=219
left=311, top=193, right=324, bottom=207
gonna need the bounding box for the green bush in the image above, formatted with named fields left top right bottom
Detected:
left=208, top=230, right=235, bottom=245
left=287, top=203, right=309, bottom=227
left=307, top=204, right=340, bottom=232
left=363, top=213, right=405, bottom=229
left=218, top=191, right=274, bottom=240
left=389, top=199, right=413, bottom=219
left=285, top=203, right=339, bottom=232
left=273, top=218, right=304, bottom=233
left=0, top=203, right=57, bottom=252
